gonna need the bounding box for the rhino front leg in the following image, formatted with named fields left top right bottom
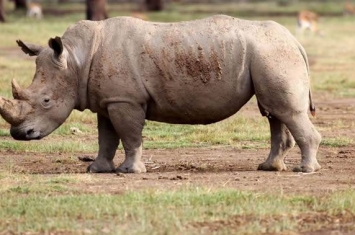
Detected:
left=87, top=114, right=120, bottom=173
left=107, top=102, right=147, bottom=173
left=258, top=117, right=295, bottom=171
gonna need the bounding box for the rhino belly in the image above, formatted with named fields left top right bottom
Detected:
left=145, top=81, right=253, bottom=125
left=146, top=105, right=242, bottom=125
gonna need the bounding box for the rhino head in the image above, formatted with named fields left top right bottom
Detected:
left=0, top=37, right=78, bottom=140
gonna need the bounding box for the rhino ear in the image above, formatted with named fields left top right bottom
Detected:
left=16, top=40, right=43, bottom=56
left=48, top=36, right=63, bottom=56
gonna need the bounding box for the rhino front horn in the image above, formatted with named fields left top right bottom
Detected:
left=12, top=79, right=29, bottom=100
left=0, top=96, right=30, bottom=126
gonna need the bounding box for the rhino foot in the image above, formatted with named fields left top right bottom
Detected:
left=293, top=162, right=321, bottom=173
left=116, top=161, right=147, bottom=173
left=257, top=160, right=287, bottom=171
left=87, top=160, right=115, bottom=173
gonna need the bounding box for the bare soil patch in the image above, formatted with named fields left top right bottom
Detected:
left=1, top=145, right=354, bottom=195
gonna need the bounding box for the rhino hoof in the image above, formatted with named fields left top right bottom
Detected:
left=293, top=161, right=321, bottom=173
left=293, top=166, right=312, bottom=173
left=292, top=165, right=320, bottom=173
left=257, top=161, right=287, bottom=171
left=116, top=162, right=147, bottom=173
left=87, top=162, right=115, bottom=173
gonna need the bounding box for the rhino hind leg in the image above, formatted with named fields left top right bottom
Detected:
left=258, top=117, right=295, bottom=171
left=87, top=114, right=119, bottom=173
left=116, top=143, right=146, bottom=173
left=283, top=113, right=321, bottom=173
left=107, top=102, right=147, bottom=174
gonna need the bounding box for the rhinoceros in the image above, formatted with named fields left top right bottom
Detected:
left=0, top=15, right=321, bottom=173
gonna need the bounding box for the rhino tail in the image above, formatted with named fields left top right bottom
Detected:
left=309, top=89, right=316, bottom=117
left=295, top=39, right=316, bottom=117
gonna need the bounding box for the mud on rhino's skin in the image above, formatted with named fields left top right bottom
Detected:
left=0, top=15, right=321, bottom=173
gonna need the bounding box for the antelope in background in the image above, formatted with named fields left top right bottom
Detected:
left=130, top=11, right=149, bottom=21
left=344, top=1, right=355, bottom=16
left=129, top=1, right=149, bottom=21
left=26, top=1, right=42, bottom=19
left=296, top=10, right=323, bottom=37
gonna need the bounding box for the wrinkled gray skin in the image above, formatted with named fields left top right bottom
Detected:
left=0, top=15, right=321, bottom=173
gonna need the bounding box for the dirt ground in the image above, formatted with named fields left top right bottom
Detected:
left=1, top=95, right=354, bottom=197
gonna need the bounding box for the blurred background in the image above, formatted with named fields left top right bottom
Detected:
left=0, top=0, right=354, bottom=46
left=0, top=0, right=354, bottom=24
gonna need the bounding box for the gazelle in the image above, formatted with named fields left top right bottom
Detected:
left=296, top=10, right=322, bottom=37
left=130, top=11, right=149, bottom=21
left=26, top=1, right=42, bottom=19
left=344, top=1, right=355, bottom=16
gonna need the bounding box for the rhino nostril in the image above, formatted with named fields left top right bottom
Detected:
left=26, top=128, right=34, bottom=136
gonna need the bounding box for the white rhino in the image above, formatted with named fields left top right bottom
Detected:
left=0, top=15, right=321, bottom=173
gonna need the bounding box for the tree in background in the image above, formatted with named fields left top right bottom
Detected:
left=145, top=0, right=163, bottom=11
left=86, top=0, right=108, bottom=21
left=14, top=0, right=26, bottom=10
left=0, top=0, right=5, bottom=22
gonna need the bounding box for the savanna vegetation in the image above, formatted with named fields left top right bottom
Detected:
left=0, top=1, right=355, bottom=234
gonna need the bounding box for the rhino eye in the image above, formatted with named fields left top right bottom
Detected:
left=41, top=98, right=51, bottom=108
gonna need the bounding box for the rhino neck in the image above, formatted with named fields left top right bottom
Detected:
left=63, top=21, right=103, bottom=111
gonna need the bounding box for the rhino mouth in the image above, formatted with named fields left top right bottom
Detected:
left=10, top=127, right=42, bottom=141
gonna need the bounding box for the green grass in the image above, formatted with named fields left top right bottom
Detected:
left=143, top=116, right=269, bottom=149
left=0, top=113, right=269, bottom=153
left=0, top=172, right=354, bottom=234
left=321, top=136, right=354, bottom=147
left=0, top=139, right=98, bottom=153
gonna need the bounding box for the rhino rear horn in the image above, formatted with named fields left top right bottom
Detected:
left=16, top=40, right=43, bottom=56
left=48, top=36, right=63, bottom=56
left=12, top=79, right=30, bottom=100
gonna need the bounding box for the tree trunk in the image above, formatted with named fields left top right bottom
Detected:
left=14, top=0, right=27, bottom=10
left=0, top=0, right=5, bottom=22
left=145, top=0, right=164, bottom=11
left=86, top=0, right=108, bottom=21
